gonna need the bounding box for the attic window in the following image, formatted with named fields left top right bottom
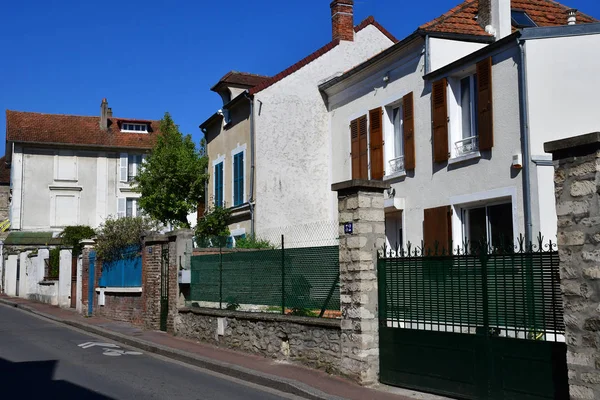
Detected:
left=511, top=10, right=537, bottom=28
left=121, top=123, right=148, bottom=133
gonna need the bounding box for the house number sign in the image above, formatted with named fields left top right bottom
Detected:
left=344, top=222, right=353, bottom=234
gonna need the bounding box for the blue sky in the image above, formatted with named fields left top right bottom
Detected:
left=1, top=0, right=598, bottom=156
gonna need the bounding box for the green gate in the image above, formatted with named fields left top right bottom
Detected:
left=378, top=240, right=568, bottom=399
left=160, top=243, right=169, bottom=332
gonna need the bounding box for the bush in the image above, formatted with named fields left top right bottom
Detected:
left=48, top=247, right=61, bottom=279
left=95, top=216, right=157, bottom=261
left=59, top=225, right=96, bottom=255
left=195, top=206, right=231, bottom=244
left=235, top=235, right=273, bottom=249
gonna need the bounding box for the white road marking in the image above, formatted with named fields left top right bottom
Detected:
left=78, top=342, right=120, bottom=349
left=78, top=341, right=142, bottom=356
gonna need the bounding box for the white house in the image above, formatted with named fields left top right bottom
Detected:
left=202, top=0, right=397, bottom=246
left=5, top=99, right=160, bottom=231
left=319, top=0, right=598, bottom=251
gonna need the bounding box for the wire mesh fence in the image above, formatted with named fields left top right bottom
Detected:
left=190, top=234, right=340, bottom=318
left=255, top=220, right=339, bottom=249
left=378, top=236, right=564, bottom=342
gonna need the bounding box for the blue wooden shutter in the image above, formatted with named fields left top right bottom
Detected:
left=233, top=152, right=244, bottom=206
left=215, top=162, right=223, bottom=207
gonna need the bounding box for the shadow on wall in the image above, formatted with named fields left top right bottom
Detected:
left=0, top=358, right=113, bottom=399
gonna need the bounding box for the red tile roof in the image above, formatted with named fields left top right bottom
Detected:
left=210, top=71, right=271, bottom=92
left=6, top=110, right=161, bottom=150
left=420, top=0, right=597, bottom=36
left=0, top=156, right=9, bottom=185
left=249, top=16, right=397, bottom=95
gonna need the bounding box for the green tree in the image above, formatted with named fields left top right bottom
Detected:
left=59, top=225, right=96, bottom=256
left=95, top=216, right=157, bottom=262
left=135, top=112, right=208, bottom=228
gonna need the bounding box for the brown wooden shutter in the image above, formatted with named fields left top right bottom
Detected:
left=403, top=92, right=415, bottom=170
left=369, top=107, right=384, bottom=180
left=423, top=205, right=452, bottom=253
left=477, top=57, right=494, bottom=151
left=432, top=78, right=449, bottom=163
left=358, top=115, right=368, bottom=179
left=350, top=118, right=360, bottom=179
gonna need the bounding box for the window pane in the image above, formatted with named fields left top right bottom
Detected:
left=128, top=155, right=135, bottom=181
left=385, top=211, right=403, bottom=250
left=472, top=74, right=478, bottom=137
left=460, top=76, right=472, bottom=139
left=488, top=203, right=513, bottom=248
left=467, top=207, right=487, bottom=244
left=126, top=199, right=133, bottom=218
left=392, top=107, right=403, bottom=159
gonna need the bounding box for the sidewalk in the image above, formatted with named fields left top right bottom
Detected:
left=0, top=295, right=441, bottom=400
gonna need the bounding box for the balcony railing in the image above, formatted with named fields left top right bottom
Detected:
left=455, top=136, right=479, bottom=156
left=388, top=156, right=405, bottom=175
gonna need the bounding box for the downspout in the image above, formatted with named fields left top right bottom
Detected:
left=518, top=38, right=533, bottom=244
left=244, top=91, right=255, bottom=237
left=424, top=34, right=430, bottom=74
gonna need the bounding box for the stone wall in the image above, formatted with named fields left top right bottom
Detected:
left=546, top=133, right=600, bottom=400
left=175, top=308, right=342, bottom=374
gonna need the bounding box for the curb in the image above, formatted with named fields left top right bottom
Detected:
left=0, top=298, right=345, bottom=400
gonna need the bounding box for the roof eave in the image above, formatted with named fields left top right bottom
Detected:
left=199, top=112, right=224, bottom=131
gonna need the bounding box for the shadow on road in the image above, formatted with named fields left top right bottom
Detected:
left=0, top=357, right=113, bottom=398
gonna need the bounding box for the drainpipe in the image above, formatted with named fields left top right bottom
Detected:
left=518, top=39, right=533, bottom=244
left=424, top=34, right=430, bottom=74
left=244, top=91, right=256, bottom=237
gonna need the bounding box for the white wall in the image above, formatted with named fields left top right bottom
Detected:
left=328, top=43, right=530, bottom=247
left=12, top=147, right=143, bottom=231
left=253, top=25, right=394, bottom=235
left=429, top=38, right=487, bottom=71
left=58, top=249, right=72, bottom=308
left=76, top=254, right=83, bottom=313
left=526, top=34, right=600, bottom=155
left=4, top=255, right=17, bottom=296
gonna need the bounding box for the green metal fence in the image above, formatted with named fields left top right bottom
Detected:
left=190, top=240, right=340, bottom=318
left=379, top=237, right=565, bottom=340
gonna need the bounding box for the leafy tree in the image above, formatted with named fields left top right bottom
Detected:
left=195, top=206, right=231, bottom=247
left=135, top=112, right=208, bottom=228
left=235, top=235, right=273, bottom=249
left=95, top=216, right=157, bottom=262
left=59, top=225, right=96, bottom=256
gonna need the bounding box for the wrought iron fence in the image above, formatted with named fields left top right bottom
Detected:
left=388, top=156, right=405, bottom=175
left=378, top=235, right=564, bottom=342
left=190, top=235, right=340, bottom=318
left=455, top=135, right=479, bottom=156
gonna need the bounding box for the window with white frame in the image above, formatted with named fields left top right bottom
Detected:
left=450, top=73, right=479, bottom=158
left=461, top=202, right=513, bottom=248
left=385, top=103, right=405, bottom=175
left=121, top=123, right=148, bottom=133
left=120, top=153, right=145, bottom=183
left=118, top=197, right=142, bottom=218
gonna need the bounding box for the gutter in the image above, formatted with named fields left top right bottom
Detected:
left=244, top=91, right=256, bottom=237
left=518, top=39, right=533, bottom=244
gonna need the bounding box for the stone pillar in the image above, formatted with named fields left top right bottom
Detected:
left=546, top=132, right=600, bottom=400
left=80, top=239, right=95, bottom=316
left=331, top=179, right=387, bottom=385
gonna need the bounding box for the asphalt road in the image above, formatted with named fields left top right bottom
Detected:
left=0, top=304, right=303, bottom=400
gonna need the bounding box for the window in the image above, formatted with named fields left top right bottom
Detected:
left=462, top=203, right=513, bottom=248
left=121, top=123, right=148, bottom=133
left=214, top=162, right=224, bottom=207
left=511, top=10, right=537, bottom=28
left=456, top=74, right=479, bottom=156
left=118, top=198, right=141, bottom=218
left=385, top=211, right=403, bottom=251
left=120, top=153, right=144, bottom=183
left=387, top=105, right=405, bottom=175
left=233, top=152, right=244, bottom=206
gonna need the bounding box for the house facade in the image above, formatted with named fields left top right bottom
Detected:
left=202, top=0, right=397, bottom=246
left=320, top=0, right=598, bottom=250
left=5, top=99, right=160, bottom=231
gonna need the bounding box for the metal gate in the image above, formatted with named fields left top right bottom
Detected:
left=160, top=243, right=169, bottom=332
left=378, top=240, right=568, bottom=400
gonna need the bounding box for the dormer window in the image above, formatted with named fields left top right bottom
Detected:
left=121, top=123, right=148, bottom=133
left=511, top=10, right=537, bottom=28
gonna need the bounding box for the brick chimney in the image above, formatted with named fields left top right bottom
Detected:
left=331, top=0, right=354, bottom=42
left=478, top=0, right=511, bottom=39
left=100, top=98, right=109, bottom=130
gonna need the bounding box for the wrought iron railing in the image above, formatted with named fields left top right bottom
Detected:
left=455, top=136, right=479, bottom=156
left=388, top=156, right=405, bottom=175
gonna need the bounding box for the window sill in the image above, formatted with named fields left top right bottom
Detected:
left=119, top=186, right=138, bottom=193
left=49, top=185, right=83, bottom=191
left=95, top=287, right=142, bottom=294
left=384, top=171, right=406, bottom=182
left=448, top=151, right=481, bottom=165
left=39, top=280, right=58, bottom=285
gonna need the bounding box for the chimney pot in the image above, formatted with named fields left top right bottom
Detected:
left=330, top=0, right=354, bottom=42
left=100, top=98, right=109, bottom=130
left=107, top=107, right=113, bottom=118
left=567, top=9, right=577, bottom=25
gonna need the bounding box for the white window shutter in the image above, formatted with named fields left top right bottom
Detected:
left=120, top=153, right=128, bottom=182
left=117, top=198, right=126, bottom=218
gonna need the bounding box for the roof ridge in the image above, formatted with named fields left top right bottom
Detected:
left=543, top=0, right=599, bottom=22
left=355, top=15, right=399, bottom=43
left=6, top=109, right=159, bottom=122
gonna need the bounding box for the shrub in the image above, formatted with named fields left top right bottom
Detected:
left=48, top=247, right=61, bottom=279
left=195, top=206, right=231, bottom=246
left=95, top=216, right=157, bottom=261
left=235, top=235, right=273, bottom=249
left=59, top=225, right=96, bottom=255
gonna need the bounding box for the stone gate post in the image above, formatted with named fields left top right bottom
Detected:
left=332, top=179, right=387, bottom=385
left=546, top=132, right=600, bottom=400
